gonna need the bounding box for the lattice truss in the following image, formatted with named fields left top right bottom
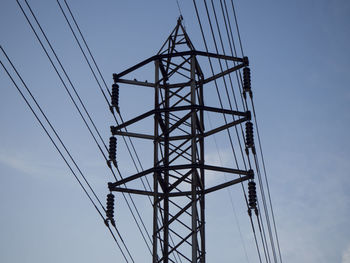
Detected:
left=108, top=18, right=253, bottom=263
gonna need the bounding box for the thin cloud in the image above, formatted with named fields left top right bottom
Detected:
left=0, top=152, right=41, bottom=176
left=0, top=151, right=64, bottom=179
left=343, top=244, right=350, bottom=263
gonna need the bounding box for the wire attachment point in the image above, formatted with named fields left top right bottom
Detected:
left=245, top=121, right=256, bottom=154
left=243, top=67, right=252, bottom=99
left=106, top=193, right=115, bottom=225
left=111, top=84, right=120, bottom=113
left=248, top=181, right=257, bottom=210
left=108, top=136, right=117, bottom=168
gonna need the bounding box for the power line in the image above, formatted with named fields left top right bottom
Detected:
left=207, top=0, right=251, bottom=170
left=60, top=0, right=152, bottom=187
left=251, top=99, right=283, bottom=263
left=224, top=0, right=283, bottom=260
left=216, top=1, right=283, bottom=261
left=205, top=1, right=275, bottom=261
left=200, top=0, right=254, bottom=260
left=10, top=0, right=283, bottom=261
left=56, top=0, right=154, bottom=250
left=16, top=0, right=149, bottom=259
left=229, top=0, right=244, bottom=57
left=207, top=115, right=251, bottom=263
left=0, top=43, right=104, bottom=218
left=0, top=46, right=132, bottom=263
left=57, top=2, right=184, bottom=262
left=191, top=1, right=284, bottom=262
left=175, top=0, right=183, bottom=18
left=208, top=0, right=275, bottom=261
left=192, top=1, right=264, bottom=262
left=16, top=0, right=109, bottom=160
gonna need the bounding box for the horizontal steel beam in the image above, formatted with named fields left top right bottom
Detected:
left=203, top=63, right=245, bottom=85
left=111, top=110, right=155, bottom=131
left=111, top=187, right=155, bottom=196
left=117, top=78, right=155, bottom=88
left=168, top=173, right=253, bottom=196
left=204, top=173, right=253, bottom=194
left=203, top=116, right=249, bottom=137
left=110, top=173, right=253, bottom=197
left=111, top=107, right=249, bottom=133
left=114, top=50, right=245, bottom=79
left=111, top=131, right=154, bottom=140
left=109, top=164, right=251, bottom=188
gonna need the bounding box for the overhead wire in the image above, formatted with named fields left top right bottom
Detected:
left=54, top=2, right=154, bottom=252
left=202, top=0, right=256, bottom=261
left=176, top=0, right=183, bottom=18
left=191, top=0, right=284, bottom=262
left=16, top=0, right=110, bottom=171
left=58, top=0, right=153, bottom=252
left=206, top=0, right=252, bottom=173
left=12, top=0, right=282, bottom=261
left=223, top=0, right=283, bottom=261
left=61, top=0, right=150, bottom=184
left=252, top=134, right=277, bottom=263
left=211, top=1, right=274, bottom=261
left=207, top=115, right=251, bottom=263
left=59, top=0, right=153, bottom=199
left=62, top=0, right=283, bottom=261
left=214, top=1, right=272, bottom=260
left=219, top=1, right=279, bottom=262
left=16, top=0, right=149, bottom=259
left=251, top=99, right=283, bottom=263
left=21, top=0, right=109, bottom=154
left=0, top=46, right=132, bottom=263
left=229, top=0, right=244, bottom=57
left=204, top=1, right=281, bottom=262
left=57, top=1, right=183, bottom=261
left=61, top=0, right=146, bottom=177
left=192, top=1, right=264, bottom=262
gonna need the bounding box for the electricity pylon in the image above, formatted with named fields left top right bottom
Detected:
left=108, top=17, right=253, bottom=263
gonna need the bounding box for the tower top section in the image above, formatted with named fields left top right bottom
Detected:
left=157, top=16, right=195, bottom=55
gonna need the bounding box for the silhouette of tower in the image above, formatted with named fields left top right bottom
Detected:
left=108, top=18, right=253, bottom=263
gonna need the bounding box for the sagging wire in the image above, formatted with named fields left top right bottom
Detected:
left=0, top=46, right=132, bottom=263
left=57, top=1, right=183, bottom=261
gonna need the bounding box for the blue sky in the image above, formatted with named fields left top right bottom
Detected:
left=1, top=0, right=350, bottom=262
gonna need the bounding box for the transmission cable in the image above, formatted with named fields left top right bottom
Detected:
left=207, top=115, right=250, bottom=262
left=251, top=98, right=283, bottom=263
left=24, top=0, right=151, bottom=252
left=206, top=0, right=251, bottom=172
left=17, top=0, right=151, bottom=258
left=200, top=1, right=252, bottom=258
left=192, top=0, right=249, bottom=191
left=22, top=0, right=109, bottom=153
left=58, top=1, right=181, bottom=261
left=59, top=0, right=152, bottom=242
left=60, top=0, right=153, bottom=194
left=58, top=1, right=183, bottom=261
left=220, top=0, right=247, bottom=113
left=207, top=1, right=274, bottom=261
left=208, top=1, right=283, bottom=262
left=229, top=0, right=244, bottom=57
left=223, top=0, right=283, bottom=260
left=193, top=1, right=280, bottom=262
left=192, top=1, right=263, bottom=262
left=252, top=142, right=278, bottom=263
left=16, top=0, right=109, bottom=162
left=61, top=0, right=153, bottom=190
left=0, top=47, right=132, bottom=263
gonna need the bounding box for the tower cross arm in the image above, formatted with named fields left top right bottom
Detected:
left=113, top=51, right=245, bottom=81
left=202, top=63, right=245, bottom=85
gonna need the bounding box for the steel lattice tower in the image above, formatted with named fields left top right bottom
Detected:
left=108, top=18, right=253, bottom=263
